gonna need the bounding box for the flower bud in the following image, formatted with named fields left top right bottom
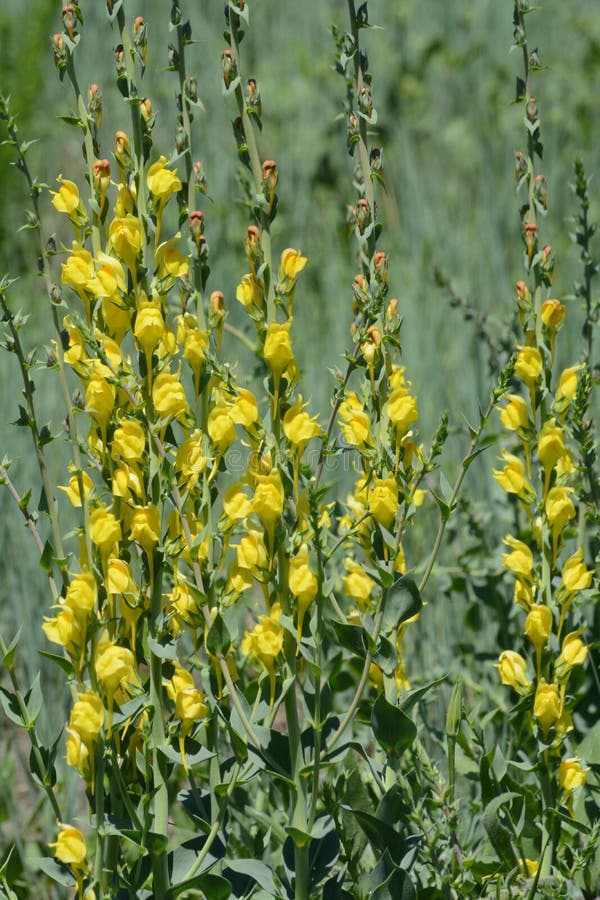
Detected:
left=140, top=97, right=153, bottom=123
left=523, top=221, right=538, bottom=264
left=189, top=210, right=204, bottom=251
left=62, top=5, right=77, bottom=41
left=374, top=251, right=388, bottom=285
left=222, top=49, right=236, bottom=89
left=193, top=160, right=207, bottom=193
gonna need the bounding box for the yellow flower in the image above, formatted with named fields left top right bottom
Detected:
left=538, top=419, right=566, bottom=471
left=155, top=235, right=190, bottom=282
left=51, top=176, right=84, bottom=217
left=90, top=251, right=127, bottom=299
left=95, top=640, right=138, bottom=714
left=493, top=451, right=534, bottom=501
left=253, top=470, right=285, bottom=529
left=69, top=691, right=105, bottom=746
left=129, top=504, right=161, bottom=553
left=533, top=679, right=561, bottom=733
left=556, top=632, right=588, bottom=679
left=513, top=579, right=534, bottom=610
left=207, top=406, right=236, bottom=453
left=108, top=215, right=143, bottom=274
left=541, top=298, right=566, bottom=329
left=61, top=243, right=96, bottom=293
left=183, top=328, right=210, bottom=379
left=152, top=371, right=189, bottom=421
left=502, top=535, right=534, bottom=581
left=59, top=471, right=94, bottom=507
left=524, top=604, right=552, bottom=651
left=230, top=389, right=259, bottom=429
left=222, top=483, right=253, bottom=522
left=278, top=247, right=307, bottom=284
left=146, top=155, right=182, bottom=201
left=559, top=757, right=588, bottom=795
left=42, top=606, right=83, bottom=657
left=344, top=558, right=376, bottom=610
left=560, top=549, right=594, bottom=595
left=515, top=346, right=542, bottom=387
left=241, top=603, right=284, bottom=706
left=338, top=392, right=371, bottom=447
left=289, top=543, right=318, bottom=640
left=89, top=505, right=122, bottom=555
left=283, top=398, right=322, bottom=451
left=134, top=303, right=165, bottom=355
left=64, top=572, right=97, bottom=620
left=107, top=557, right=135, bottom=595
left=85, top=376, right=116, bottom=430
left=50, top=824, right=87, bottom=869
left=65, top=730, right=91, bottom=780
left=555, top=365, right=581, bottom=410
left=496, top=650, right=531, bottom=695
left=112, top=419, right=146, bottom=462
left=387, top=389, right=419, bottom=437
left=545, top=486, right=575, bottom=534
left=264, top=321, right=294, bottom=378
left=499, top=394, right=529, bottom=432
left=175, top=429, right=208, bottom=488
left=236, top=273, right=264, bottom=315
left=235, top=530, right=268, bottom=573
left=367, top=476, right=399, bottom=529
left=519, top=859, right=539, bottom=878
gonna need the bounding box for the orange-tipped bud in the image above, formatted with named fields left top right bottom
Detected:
left=140, top=97, right=152, bottom=122
left=189, top=210, right=204, bottom=251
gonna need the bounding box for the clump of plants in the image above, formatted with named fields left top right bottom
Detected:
left=0, top=1, right=598, bottom=898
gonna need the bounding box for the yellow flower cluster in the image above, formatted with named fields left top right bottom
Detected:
left=494, top=277, right=592, bottom=815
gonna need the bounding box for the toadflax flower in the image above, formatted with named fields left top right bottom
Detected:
left=242, top=603, right=284, bottom=707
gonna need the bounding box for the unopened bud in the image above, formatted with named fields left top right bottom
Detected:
left=222, top=49, right=236, bottom=89
left=386, top=298, right=399, bottom=321
left=262, top=160, right=278, bottom=213
left=62, top=5, right=77, bottom=40
left=245, top=225, right=262, bottom=272
left=133, top=15, right=144, bottom=33
left=523, top=222, right=538, bottom=264
left=356, top=198, right=371, bottom=233
left=184, top=76, right=198, bottom=104
left=358, top=85, right=373, bottom=117
left=114, top=44, right=124, bottom=64
left=514, top=150, right=527, bottom=184
left=88, top=83, right=103, bottom=130
left=189, top=210, right=204, bottom=251
left=534, top=174, right=547, bottom=210
left=140, top=97, right=153, bottom=122
left=246, top=78, right=262, bottom=118
left=374, top=251, right=388, bottom=285
left=527, top=96, right=538, bottom=124
left=114, top=131, right=131, bottom=167
left=193, top=160, right=207, bottom=193
left=209, top=290, right=225, bottom=320
left=52, top=33, right=66, bottom=69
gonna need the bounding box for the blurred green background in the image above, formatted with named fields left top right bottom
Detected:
left=1, top=0, right=599, bottom=882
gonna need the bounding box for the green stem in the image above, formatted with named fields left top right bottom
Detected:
left=180, top=762, right=242, bottom=882
left=228, top=14, right=276, bottom=320
left=148, top=558, right=169, bottom=893
left=0, top=631, right=62, bottom=820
